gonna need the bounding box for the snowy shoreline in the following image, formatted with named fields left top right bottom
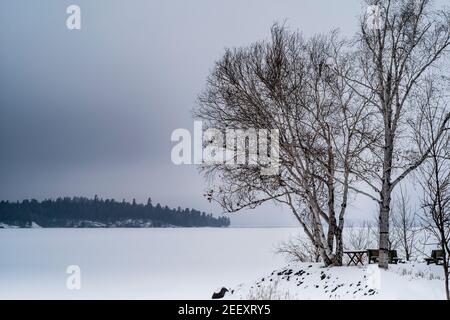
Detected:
left=0, top=227, right=446, bottom=299
left=224, top=262, right=446, bottom=300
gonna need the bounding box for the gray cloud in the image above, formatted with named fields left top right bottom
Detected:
left=1, top=0, right=381, bottom=226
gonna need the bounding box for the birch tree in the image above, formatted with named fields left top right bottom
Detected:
left=195, top=25, right=374, bottom=266
left=342, top=0, right=450, bottom=268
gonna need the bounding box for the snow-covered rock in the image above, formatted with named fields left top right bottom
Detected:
left=0, top=223, right=20, bottom=228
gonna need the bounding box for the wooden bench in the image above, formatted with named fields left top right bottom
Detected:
left=367, top=249, right=402, bottom=264
left=367, top=249, right=379, bottom=264
left=424, top=250, right=444, bottom=265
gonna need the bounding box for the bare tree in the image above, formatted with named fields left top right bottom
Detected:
left=391, top=186, right=418, bottom=261
left=341, top=0, right=450, bottom=268
left=344, top=221, right=377, bottom=251
left=277, top=234, right=321, bottom=263
left=416, top=95, right=450, bottom=299
left=195, top=25, right=374, bottom=266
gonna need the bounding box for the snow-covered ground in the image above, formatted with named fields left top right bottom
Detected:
left=0, top=227, right=296, bottom=299
left=0, top=227, right=446, bottom=299
left=225, top=262, right=446, bottom=300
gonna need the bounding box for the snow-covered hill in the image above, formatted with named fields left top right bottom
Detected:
left=224, top=262, right=446, bottom=300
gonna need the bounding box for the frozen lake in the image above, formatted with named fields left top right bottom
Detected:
left=0, top=227, right=298, bottom=299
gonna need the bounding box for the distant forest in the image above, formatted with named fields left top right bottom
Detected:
left=0, top=196, right=230, bottom=228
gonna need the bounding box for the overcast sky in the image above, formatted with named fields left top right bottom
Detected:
left=1, top=0, right=413, bottom=226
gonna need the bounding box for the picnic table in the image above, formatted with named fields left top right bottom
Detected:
left=425, top=250, right=444, bottom=265
left=344, top=250, right=367, bottom=266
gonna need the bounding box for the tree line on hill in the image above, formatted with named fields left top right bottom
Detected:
left=0, top=196, right=230, bottom=228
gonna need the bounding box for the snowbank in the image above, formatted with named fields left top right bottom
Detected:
left=224, top=262, right=446, bottom=300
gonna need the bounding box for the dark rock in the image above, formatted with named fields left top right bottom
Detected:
left=212, top=287, right=229, bottom=299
